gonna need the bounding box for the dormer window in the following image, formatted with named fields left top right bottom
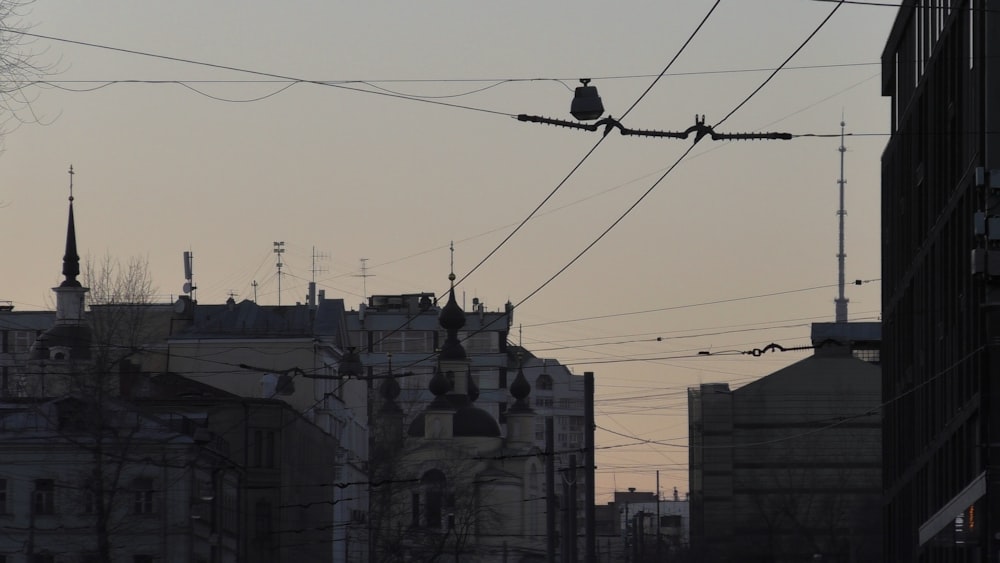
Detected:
left=535, top=373, right=553, bottom=391
left=49, top=346, right=70, bottom=361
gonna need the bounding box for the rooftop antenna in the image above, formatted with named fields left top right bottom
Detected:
left=273, top=241, right=285, bottom=306
left=354, top=258, right=375, bottom=299
left=182, top=250, right=196, bottom=300
left=835, top=116, right=849, bottom=323
left=308, top=246, right=328, bottom=308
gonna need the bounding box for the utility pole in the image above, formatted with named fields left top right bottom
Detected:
left=584, top=372, right=596, bottom=563
left=623, top=498, right=631, bottom=563
left=656, top=470, right=661, bottom=563
left=546, top=417, right=556, bottom=563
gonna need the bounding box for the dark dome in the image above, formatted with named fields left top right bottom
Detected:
left=439, top=287, right=466, bottom=332
left=29, top=325, right=92, bottom=361
left=407, top=400, right=501, bottom=438
left=454, top=405, right=501, bottom=437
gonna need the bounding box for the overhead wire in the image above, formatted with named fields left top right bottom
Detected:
left=451, top=0, right=723, bottom=292
left=0, top=28, right=515, bottom=118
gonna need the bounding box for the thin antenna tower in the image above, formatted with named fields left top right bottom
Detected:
left=308, top=246, right=329, bottom=307
left=252, top=280, right=258, bottom=304
left=310, top=247, right=329, bottom=283
left=273, top=241, right=285, bottom=306
left=354, top=258, right=375, bottom=299
left=835, top=117, right=849, bottom=323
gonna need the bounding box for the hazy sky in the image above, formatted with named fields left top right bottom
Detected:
left=2, top=1, right=896, bottom=502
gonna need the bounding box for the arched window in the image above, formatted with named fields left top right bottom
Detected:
left=420, top=469, right=447, bottom=529
left=535, top=373, right=553, bottom=391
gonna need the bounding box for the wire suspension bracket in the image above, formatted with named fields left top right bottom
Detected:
left=516, top=113, right=792, bottom=142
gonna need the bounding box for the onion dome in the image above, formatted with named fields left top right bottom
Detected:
left=438, top=274, right=467, bottom=361
left=509, top=363, right=532, bottom=412
left=453, top=404, right=501, bottom=437
left=428, top=368, right=454, bottom=408
left=379, top=371, right=402, bottom=414
left=438, top=274, right=466, bottom=331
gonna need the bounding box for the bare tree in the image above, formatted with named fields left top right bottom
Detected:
left=84, top=253, right=159, bottom=378
left=0, top=0, right=54, bottom=138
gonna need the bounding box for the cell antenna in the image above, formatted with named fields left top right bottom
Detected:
left=182, top=250, right=196, bottom=298
left=273, top=241, right=285, bottom=306
left=354, top=258, right=375, bottom=299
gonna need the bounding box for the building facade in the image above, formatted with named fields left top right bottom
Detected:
left=881, top=2, right=1000, bottom=560
left=688, top=323, right=882, bottom=563
left=165, top=296, right=370, bottom=562
left=0, top=395, right=240, bottom=563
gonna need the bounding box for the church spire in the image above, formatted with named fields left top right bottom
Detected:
left=60, top=165, right=81, bottom=288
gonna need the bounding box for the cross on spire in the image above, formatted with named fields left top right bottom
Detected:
left=68, top=164, right=74, bottom=201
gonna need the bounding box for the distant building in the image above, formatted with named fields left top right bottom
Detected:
left=369, top=279, right=553, bottom=562
left=0, top=307, right=53, bottom=397
left=603, top=489, right=691, bottom=563
left=688, top=322, right=881, bottom=563
left=347, top=292, right=590, bottom=558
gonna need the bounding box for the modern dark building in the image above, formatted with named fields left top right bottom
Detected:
left=881, top=2, right=1000, bottom=560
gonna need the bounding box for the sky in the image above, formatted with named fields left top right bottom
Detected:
left=1, top=1, right=897, bottom=503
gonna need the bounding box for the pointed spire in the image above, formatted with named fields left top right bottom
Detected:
left=60, top=165, right=81, bottom=288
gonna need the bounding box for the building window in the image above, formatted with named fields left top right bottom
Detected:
left=133, top=555, right=154, bottom=563
left=421, top=469, right=448, bottom=529
left=0, top=478, right=6, bottom=514
left=373, top=330, right=433, bottom=353
left=534, top=397, right=553, bottom=408
left=535, top=373, right=553, bottom=391
left=31, top=554, right=54, bottom=563
left=12, top=330, right=35, bottom=353
left=251, top=429, right=277, bottom=468
left=132, top=478, right=155, bottom=514
left=661, top=514, right=682, bottom=527
left=457, top=331, right=499, bottom=353
left=33, top=479, right=55, bottom=515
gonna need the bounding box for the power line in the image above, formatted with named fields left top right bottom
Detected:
left=0, top=28, right=514, bottom=118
